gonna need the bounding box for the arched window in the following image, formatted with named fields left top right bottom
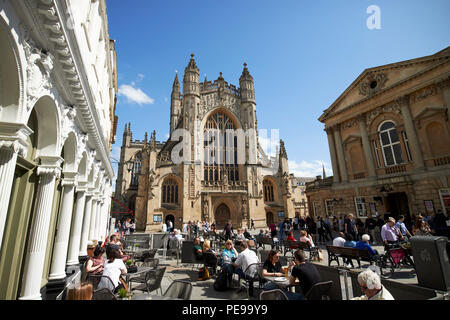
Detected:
left=379, top=121, right=403, bottom=166
left=203, top=111, right=239, bottom=182
left=263, top=179, right=275, bottom=202
left=130, top=153, right=142, bottom=187
left=162, top=178, right=179, bottom=204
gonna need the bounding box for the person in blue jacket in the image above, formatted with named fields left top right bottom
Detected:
left=355, top=234, right=378, bottom=256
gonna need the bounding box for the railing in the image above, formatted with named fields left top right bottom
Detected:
left=433, top=155, right=450, bottom=167
left=305, top=176, right=333, bottom=191
left=353, top=172, right=366, bottom=180
left=385, top=164, right=407, bottom=175
left=201, top=180, right=247, bottom=191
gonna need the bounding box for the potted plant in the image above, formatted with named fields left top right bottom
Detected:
left=118, top=288, right=128, bottom=300
left=126, top=259, right=137, bottom=273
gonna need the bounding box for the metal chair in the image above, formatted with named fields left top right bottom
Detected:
left=163, top=280, right=193, bottom=300
left=130, top=266, right=166, bottom=295
left=203, top=251, right=220, bottom=277
left=259, top=289, right=288, bottom=300
left=242, top=262, right=264, bottom=298
left=86, top=274, right=115, bottom=291
left=92, top=287, right=117, bottom=300
left=136, top=257, right=159, bottom=269
left=305, top=281, right=333, bottom=300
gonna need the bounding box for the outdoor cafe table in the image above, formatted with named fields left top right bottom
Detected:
left=124, top=266, right=152, bottom=286
left=263, top=275, right=296, bottom=292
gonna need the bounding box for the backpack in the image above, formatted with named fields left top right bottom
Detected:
left=213, top=271, right=228, bottom=291
left=198, top=267, right=210, bottom=281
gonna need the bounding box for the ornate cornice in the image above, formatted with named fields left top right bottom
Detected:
left=27, top=0, right=114, bottom=179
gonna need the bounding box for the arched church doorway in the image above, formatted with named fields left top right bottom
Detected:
left=215, top=204, right=231, bottom=229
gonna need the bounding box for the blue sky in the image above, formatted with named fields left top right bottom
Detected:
left=106, top=0, right=450, bottom=178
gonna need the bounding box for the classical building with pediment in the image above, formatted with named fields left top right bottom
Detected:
left=306, top=47, right=450, bottom=225
left=114, top=55, right=310, bottom=232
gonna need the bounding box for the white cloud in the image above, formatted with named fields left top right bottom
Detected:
left=259, top=132, right=279, bottom=157
left=137, top=73, right=145, bottom=80
left=288, top=159, right=333, bottom=178
left=164, top=97, right=169, bottom=103
left=118, top=84, right=154, bottom=106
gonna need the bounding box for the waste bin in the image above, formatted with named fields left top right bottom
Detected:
left=410, top=236, right=450, bottom=291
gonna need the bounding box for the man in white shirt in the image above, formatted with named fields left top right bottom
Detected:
left=333, top=232, right=346, bottom=247
left=232, top=241, right=259, bottom=296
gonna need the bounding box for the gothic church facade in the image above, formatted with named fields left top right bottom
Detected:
left=115, top=55, right=308, bottom=232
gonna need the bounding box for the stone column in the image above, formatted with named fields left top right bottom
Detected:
left=358, top=114, right=377, bottom=178
left=79, top=193, right=93, bottom=257
left=66, top=186, right=87, bottom=266
left=397, top=96, right=424, bottom=169
left=0, top=124, right=31, bottom=252
left=437, top=77, right=450, bottom=120
left=19, top=158, right=62, bottom=300
left=333, top=125, right=348, bottom=182
left=89, top=197, right=98, bottom=241
left=95, top=199, right=103, bottom=241
left=325, top=127, right=340, bottom=183
left=48, top=175, right=77, bottom=280
left=0, top=146, right=19, bottom=252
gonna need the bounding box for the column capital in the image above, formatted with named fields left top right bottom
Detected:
left=356, top=113, right=367, bottom=123
left=396, top=95, right=411, bottom=108
left=435, top=76, right=450, bottom=90
left=0, top=122, right=33, bottom=157
left=36, top=156, right=63, bottom=178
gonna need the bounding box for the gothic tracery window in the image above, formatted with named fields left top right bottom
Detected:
left=203, top=111, right=239, bottom=182
left=162, top=178, right=179, bottom=204
left=263, top=179, right=275, bottom=202
left=130, top=153, right=142, bottom=187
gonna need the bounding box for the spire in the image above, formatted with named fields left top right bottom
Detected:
left=144, top=132, right=148, bottom=143
left=185, top=53, right=199, bottom=71
left=240, top=62, right=253, bottom=82
left=322, top=163, right=327, bottom=179
left=279, top=139, right=288, bottom=159
left=172, top=73, right=180, bottom=88
left=128, top=122, right=131, bottom=132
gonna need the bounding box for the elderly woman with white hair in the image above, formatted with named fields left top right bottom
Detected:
left=355, top=234, right=378, bottom=256
left=352, top=269, right=394, bottom=300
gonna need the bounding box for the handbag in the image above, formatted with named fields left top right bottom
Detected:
left=198, top=267, right=210, bottom=281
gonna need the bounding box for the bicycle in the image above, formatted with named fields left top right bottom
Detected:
left=375, top=240, right=415, bottom=278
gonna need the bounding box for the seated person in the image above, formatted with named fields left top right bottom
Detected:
left=97, top=248, right=127, bottom=294
left=287, top=231, right=297, bottom=249
left=65, top=283, right=93, bottom=300
left=343, top=233, right=357, bottom=247
left=258, top=229, right=265, bottom=238
left=235, top=228, right=246, bottom=242
left=352, top=269, right=394, bottom=300
left=221, top=240, right=239, bottom=285
left=355, top=234, right=378, bottom=256
left=243, top=228, right=253, bottom=240
left=202, top=240, right=215, bottom=254
left=343, top=233, right=357, bottom=267
left=193, top=237, right=203, bottom=261
left=262, top=250, right=285, bottom=291
left=232, top=241, right=259, bottom=282
left=332, top=232, right=346, bottom=247
left=86, top=245, right=105, bottom=275
left=107, top=234, right=130, bottom=262
left=299, top=230, right=315, bottom=247
left=287, top=250, right=321, bottom=300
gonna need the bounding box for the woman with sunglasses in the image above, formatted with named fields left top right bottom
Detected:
left=261, top=250, right=285, bottom=291
left=221, top=240, right=239, bottom=286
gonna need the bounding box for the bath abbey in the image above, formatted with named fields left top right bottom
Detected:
left=114, top=55, right=309, bottom=232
